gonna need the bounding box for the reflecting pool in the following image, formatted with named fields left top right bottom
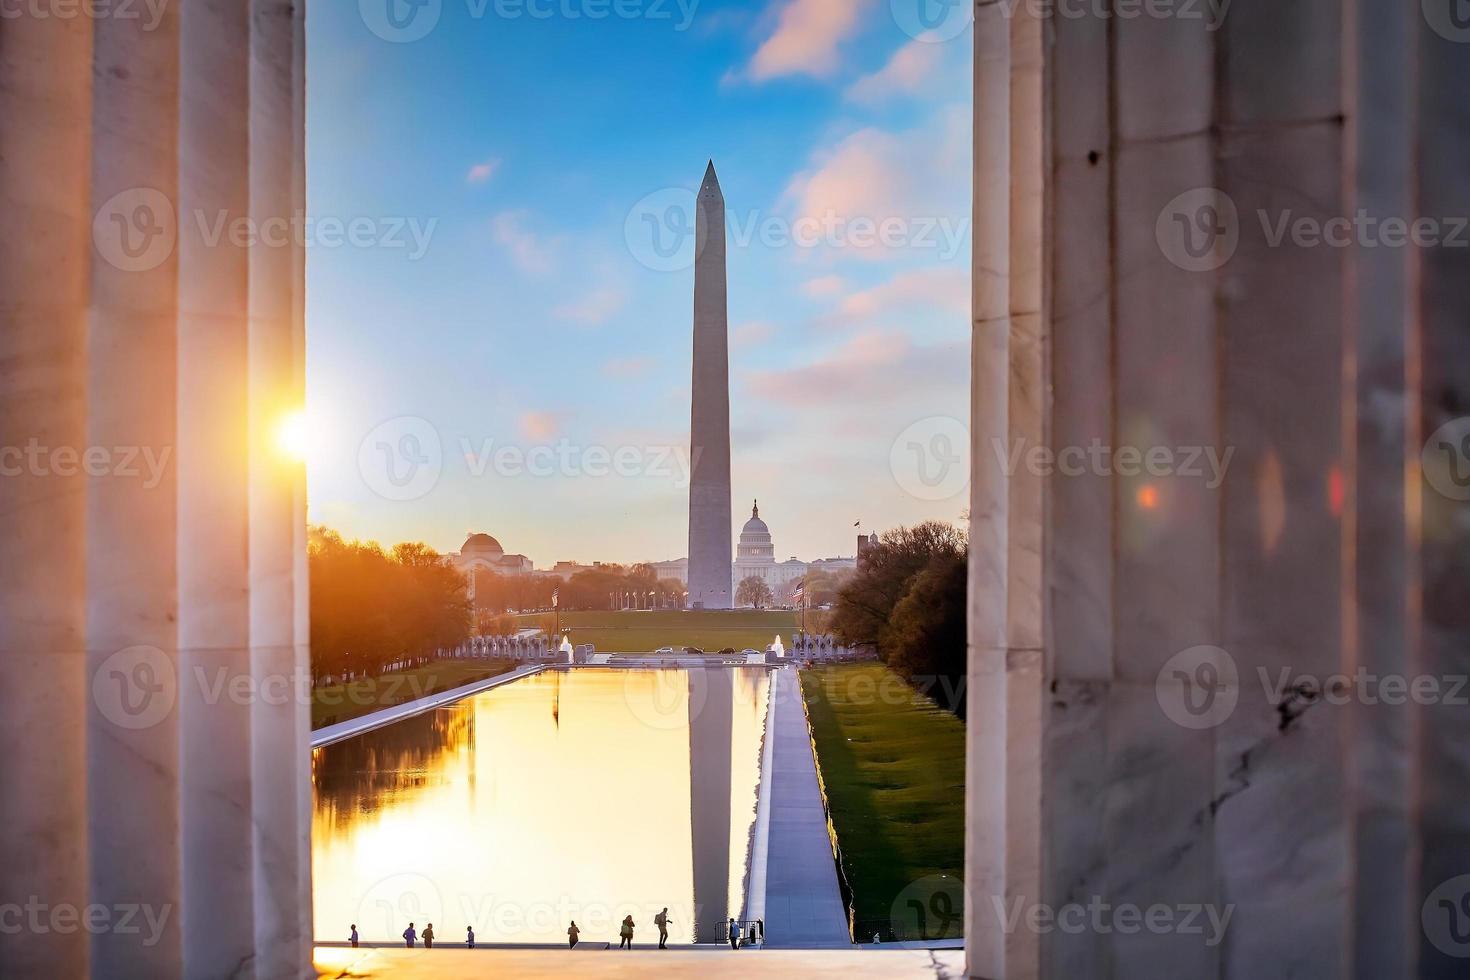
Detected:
left=312, top=667, right=771, bottom=945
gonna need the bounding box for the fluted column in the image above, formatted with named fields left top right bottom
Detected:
left=247, top=0, right=312, bottom=973
left=0, top=13, right=93, bottom=980
left=87, top=5, right=183, bottom=977
left=177, top=0, right=258, bottom=974
left=0, top=5, right=310, bottom=977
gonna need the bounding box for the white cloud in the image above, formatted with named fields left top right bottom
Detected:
left=553, top=287, right=627, bottom=326
left=491, top=211, right=556, bottom=276
left=743, top=329, right=967, bottom=407
left=747, top=0, right=876, bottom=82
left=733, top=321, right=778, bottom=348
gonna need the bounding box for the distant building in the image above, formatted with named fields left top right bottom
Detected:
left=446, top=533, right=533, bottom=600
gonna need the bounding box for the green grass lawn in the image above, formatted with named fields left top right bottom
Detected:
left=800, top=663, right=966, bottom=942
left=311, top=660, right=518, bottom=730
left=512, top=609, right=797, bottom=654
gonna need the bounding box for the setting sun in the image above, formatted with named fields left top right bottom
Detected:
left=276, top=409, right=312, bottom=463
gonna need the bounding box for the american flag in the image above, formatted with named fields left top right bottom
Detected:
left=552, top=589, right=559, bottom=608
left=791, top=583, right=804, bottom=605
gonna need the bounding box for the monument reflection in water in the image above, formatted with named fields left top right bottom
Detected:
left=312, top=668, right=770, bottom=945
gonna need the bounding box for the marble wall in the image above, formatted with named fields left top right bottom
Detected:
left=967, top=2, right=1470, bottom=978
left=0, top=6, right=312, bottom=978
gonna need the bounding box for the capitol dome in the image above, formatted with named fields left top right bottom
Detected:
left=737, top=501, right=774, bottom=563
left=461, top=533, right=505, bottom=557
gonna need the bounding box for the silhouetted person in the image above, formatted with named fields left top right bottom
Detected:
left=567, top=920, right=580, bottom=949
left=349, top=924, right=358, bottom=948
left=756, top=918, right=765, bottom=945
left=728, top=918, right=740, bottom=950
left=655, top=907, right=670, bottom=949
left=466, top=926, right=475, bottom=949
left=619, top=915, right=635, bottom=950
left=422, top=923, right=434, bottom=949
left=403, top=922, right=416, bottom=948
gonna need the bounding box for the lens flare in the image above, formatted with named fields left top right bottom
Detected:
left=276, top=409, right=311, bottom=463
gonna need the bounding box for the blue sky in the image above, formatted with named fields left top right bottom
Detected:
left=305, top=0, right=973, bottom=566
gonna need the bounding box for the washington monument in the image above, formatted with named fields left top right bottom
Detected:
left=686, top=161, right=732, bottom=609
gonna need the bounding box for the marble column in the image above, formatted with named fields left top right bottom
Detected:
left=87, top=5, right=184, bottom=977
left=968, top=3, right=1470, bottom=978
left=0, top=13, right=93, bottom=980
left=0, top=6, right=311, bottom=977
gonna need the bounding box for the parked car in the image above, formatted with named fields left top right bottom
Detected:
left=718, top=647, right=736, bottom=656
left=654, top=647, right=675, bottom=655
left=684, top=646, right=704, bottom=656
left=741, top=648, right=760, bottom=656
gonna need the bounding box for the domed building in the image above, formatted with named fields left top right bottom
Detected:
left=733, top=501, right=809, bottom=601
left=447, top=532, right=533, bottom=599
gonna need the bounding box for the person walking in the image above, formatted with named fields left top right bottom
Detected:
left=466, top=926, right=475, bottom=949
left=567, top=920, right=580, bottom=949
left=727, top=918, right=740, bottom=950
left=654, top=907, right=670, bottom=949
left=422, top=923, right=434, bottom=949
left=348, top=924, right=358, bottom=948
left=619, top=915, right=635, bottom=950
left=402, top=922, right=417, bottom=948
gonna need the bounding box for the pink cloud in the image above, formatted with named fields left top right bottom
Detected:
left=553, top=287, right=627, bottom=326
left=518, top=411, right=562, bottom=441
left=782, top=108, right=970, bottom=262
left=845, top=36, right=944, bottom=105
left=802, top=275, right=846, bottom=298
left=491, top=211, right=555, bottom=276
left=743, top=330, right=966, bottom=407
left=748, top=0, right=875, bottom=81
left=466, top=158, right=501, bottom=184
left=834, top=267, right=969, bottom=322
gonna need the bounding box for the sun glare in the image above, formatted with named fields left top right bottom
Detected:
left=276, top=409, right=312, bottom=464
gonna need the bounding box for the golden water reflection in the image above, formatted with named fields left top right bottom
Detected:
left=313, top=668, right=770, bottom=946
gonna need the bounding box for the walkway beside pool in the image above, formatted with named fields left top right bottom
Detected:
left=760, top=666, right=853, bottom=948
left=313, top=947, right=964, bottom=978
left=310, top=663, right=546, bottom=748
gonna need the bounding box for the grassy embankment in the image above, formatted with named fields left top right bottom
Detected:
left=310, top=660, right=518, bottom=729
left=800, top=662, right=966, bottom=942
left=512, top=609, right=797, bottom=654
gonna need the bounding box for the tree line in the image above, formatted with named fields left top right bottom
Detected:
left=829, top=521, right=968, bottom=718
left=472, top=562, right=685, bottom=614
left=308, top=526, right=471, bottom=683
